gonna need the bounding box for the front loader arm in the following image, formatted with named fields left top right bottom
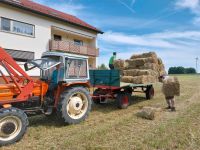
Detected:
left=0, top=47, right=34, bottom=101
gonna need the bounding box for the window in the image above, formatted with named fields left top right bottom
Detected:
left=0, top=17, right=34, bottom=36
left=54, top=34, right=62, bottom=41
left=65, top=58, right=87, bottom=79
left=74, top=39, right=83, bottom=46
left=1, top=18, right=11, bottom=31
left=13, top=21, right=34, bottom=36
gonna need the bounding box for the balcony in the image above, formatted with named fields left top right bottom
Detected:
left=49, top=40, right=99, bottom=57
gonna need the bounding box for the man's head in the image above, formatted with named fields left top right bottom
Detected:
left=56, top=64, right=61, bottom=70
left=113, top=52, right=116, bottom=56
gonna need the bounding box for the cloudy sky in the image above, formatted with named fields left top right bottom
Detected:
left=34, top=0, right=200, bottom=72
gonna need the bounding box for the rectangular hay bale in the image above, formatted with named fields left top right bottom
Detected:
left=113, top=59, right=127, bottom=70
left=162, top=76, right=180, bottom=97
left=123, top=69, right=158, bottom=77
left=130, top=52, right=158, bottom=59
left=121, top=75, right=157, bottom=84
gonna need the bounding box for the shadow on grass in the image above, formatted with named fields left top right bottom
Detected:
left=28, top=115, right=66, bottom=127
left=28, top=95, right=148, bottom=127
left=92, top=95, right=148, bottom=114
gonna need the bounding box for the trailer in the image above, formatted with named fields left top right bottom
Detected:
left=90, top=70, right=155, bottom=109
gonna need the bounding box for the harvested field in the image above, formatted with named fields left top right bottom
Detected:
left=3, top=75, right=199, bottom=150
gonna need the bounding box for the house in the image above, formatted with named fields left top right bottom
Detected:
left=0, top=0, right=103, bottom=75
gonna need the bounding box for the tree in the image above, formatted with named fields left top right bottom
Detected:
left=168, top=66, right=196, bottom=74
left=185, top=68, right=196, bottom=74
left=168, top=66, right=185, bottom=74
left=98, top=64, right=108, bottom=70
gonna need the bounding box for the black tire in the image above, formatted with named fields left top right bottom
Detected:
left=146, top=86, right=155, bottom=100
left=57, top=87, right=92, bottom=124
left=0, top=107, right=29, bottom=146
left=116, top=92, right=131, bottom=109
left=93, top=89, right=106, bottom=104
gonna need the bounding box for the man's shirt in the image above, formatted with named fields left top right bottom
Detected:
left=109, top=56, right=116, bottom=65
left=51, top=69, right=58, bottom=84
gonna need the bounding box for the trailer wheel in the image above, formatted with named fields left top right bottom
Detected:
left=0, top=107, right=28, bottom=146
left=57, top=87, right=92, bottom=124
left=146, top=86, right=154, bottom=100
left=116, top=93, right=131, bottom=109
left=93, top=89, right=106, bottom=104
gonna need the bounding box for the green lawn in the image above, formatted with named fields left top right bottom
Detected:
left=3, top=75, right=200, bottom=150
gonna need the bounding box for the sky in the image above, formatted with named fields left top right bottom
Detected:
left=34, top=0, right=200, bottom=72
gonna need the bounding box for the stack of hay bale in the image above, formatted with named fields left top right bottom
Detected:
left=114, top=52, right=166, bottom=84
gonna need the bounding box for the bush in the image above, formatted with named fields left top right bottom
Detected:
left=168, top=66, right=196, bottom=74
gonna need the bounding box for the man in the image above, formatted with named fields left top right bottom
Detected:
left=159, top=75, right=180, bottom=112
left=109, top=52, right=116, bottom=70
left=47, top=64, right=61, bottom=99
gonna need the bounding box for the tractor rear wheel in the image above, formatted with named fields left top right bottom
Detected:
left=57, top=87, right=92, bottom=124
left=0, top=107, right=28, bottom=146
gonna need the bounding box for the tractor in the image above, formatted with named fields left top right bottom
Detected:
left=0, top=47, right=92, bottom=146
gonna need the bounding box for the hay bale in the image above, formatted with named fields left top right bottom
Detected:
left=123, top=69, right=139, bottom=76
left=158, top=57, right=163, bottom=65
left=126, top=59, right=159, bottom=70
left=158, top=64, right=166, bottom=76
left=139, top=63, right=159, bottom=71
left=125, top=59, right=137, bottom=69
left=136, top=107, right=156, bottom=120
left=130, top=52, right=157, bottom=59
left=121, top=75, right=157, bottom=84
left=137, top=69, right=158, bottom=77
left=123, top=69, right=158, bottom=77
left=121, top=76, right=133, bottom=83
left=113, top=59, right=127, bottom=70
left=162, top=76, right=180, bottom=97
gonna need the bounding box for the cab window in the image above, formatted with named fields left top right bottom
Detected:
left=65, top=58, right=87, bottom=79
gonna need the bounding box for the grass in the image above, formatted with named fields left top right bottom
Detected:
left=2, top=75, right=200, bottom=150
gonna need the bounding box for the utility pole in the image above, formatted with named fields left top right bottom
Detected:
left=196, top=57, right=199, bottom=73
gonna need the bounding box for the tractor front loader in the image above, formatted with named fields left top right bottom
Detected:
left=0, top=47, right=92, bottom=146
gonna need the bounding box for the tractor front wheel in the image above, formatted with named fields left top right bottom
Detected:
left=57, top=87, right=92, bottom=124
left=0, top=107, right=28, bottom=146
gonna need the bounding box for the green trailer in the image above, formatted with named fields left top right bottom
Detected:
left=90, top=70, right=155, bottom=109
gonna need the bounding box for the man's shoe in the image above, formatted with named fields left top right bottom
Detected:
left=165, top=106, right=171, bottom=109
left=171, top=107, right=176, bottom=112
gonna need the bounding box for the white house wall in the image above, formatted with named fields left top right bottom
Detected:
left=0, top=3, right=98, bottom=75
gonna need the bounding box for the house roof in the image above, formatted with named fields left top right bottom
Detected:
left=1, top=0, right=103, bottom=34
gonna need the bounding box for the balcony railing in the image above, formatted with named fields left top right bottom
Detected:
left=49, top=40, right=99, bottom=57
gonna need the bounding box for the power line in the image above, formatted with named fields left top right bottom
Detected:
left=196, top=57, right=199, bottom=73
